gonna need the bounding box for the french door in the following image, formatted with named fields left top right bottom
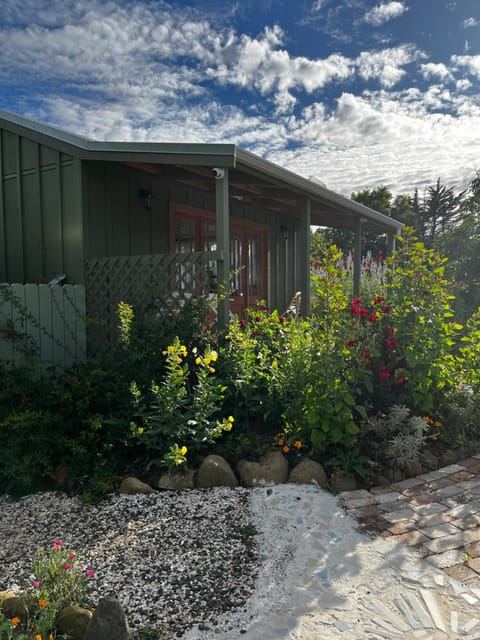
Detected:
left=173, top=210, right=267, bottom=315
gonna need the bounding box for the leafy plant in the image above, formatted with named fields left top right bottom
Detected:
left=0, top=539, right=94, bottom=639
left=131, top=338, right=233, bottom=471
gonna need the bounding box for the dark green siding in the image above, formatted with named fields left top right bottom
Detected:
left=0, top=127, right=84, bottom=284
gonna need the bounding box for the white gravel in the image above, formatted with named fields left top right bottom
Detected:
left=0, top=488, right=258, bottom=638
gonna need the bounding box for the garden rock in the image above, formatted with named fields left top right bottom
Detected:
left=288, top=458, right=327, bottom=486
left=84, top=596, right=132, bottom=640
left=119, top=477, right=153, bottom=495
left=331, top=472, right=358, bottom=492
left=57, top=604, right=93, bottom=640
left=195, top=455, right=238, bottom=488
left=439, top=449, right=460, bottom=467
left=0, top=594, right=30, bottom=618
left=404, top=461, right=423, bottom=478
left=158, top=468, right=196, bottom=490
left=420, top=450, right=439, bottom=470
left=237, top=451, right=288, bottom=487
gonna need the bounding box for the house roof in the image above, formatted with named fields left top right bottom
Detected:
left=0, top=108, right=401, bottom=234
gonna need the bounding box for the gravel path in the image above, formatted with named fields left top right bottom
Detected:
left=0, top=488, right=258, bottom=639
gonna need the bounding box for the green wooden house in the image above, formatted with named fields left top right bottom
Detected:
left=0, top=109, right=401, bottom=362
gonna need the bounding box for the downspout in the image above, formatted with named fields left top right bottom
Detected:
left=353, top=218, right=365, bottom=297
left=214, top=168, right=230, bottom=329
left=300, top=198, right=311, bottom=315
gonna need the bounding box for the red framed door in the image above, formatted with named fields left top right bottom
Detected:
left=173, top=209, right=267, bottom=316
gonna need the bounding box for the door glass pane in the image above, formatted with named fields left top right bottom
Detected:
left=230, top=230, right=243, bottom=296
left=248, top=233, right=260, bottom=297
left=175, top=217, right=196, bottom=253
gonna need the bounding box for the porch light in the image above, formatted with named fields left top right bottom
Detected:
left=138, top=188, right=154, bottom=210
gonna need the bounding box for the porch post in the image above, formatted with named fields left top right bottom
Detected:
left=299, top=198, right=311, bottom=315
left=353, top=218, right=364, bottom=297
left=215, top=168, right=230, bottom=329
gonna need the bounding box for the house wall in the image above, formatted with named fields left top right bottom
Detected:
left=0, top=127, right=84, bottom=284
left=84, top=162, right=301, bottom=312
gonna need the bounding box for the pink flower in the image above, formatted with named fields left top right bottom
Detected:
left=240, top=320, right=246, bottom=328
left=386, top=338, right=397, bottom=350
left=63, top=563, right=70, bottom=570
left=85, top=569, right=95, bottom=577
left=68, top=552, right=76, bottom=560
left=53, top=539, right=62, bottom=550
left=32, top=581, right=40, bottom=589
left=378, top=367, right=391, bottom=380
left=396, top=375, right=406, bottom=385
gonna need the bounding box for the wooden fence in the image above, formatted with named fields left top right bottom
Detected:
left=0, top=283, right=87, bottom=369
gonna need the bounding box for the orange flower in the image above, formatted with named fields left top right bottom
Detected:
left=293, top=440, right=302, bottom=449
left=282, top=445, right=290, bottom=453
left=11, top=617, right=20, bottom=626
left=434, top=421, right=442, bottom=428
left=38, top=599, right=46, bottom=608
left=35, top=635, right=42, bottom=640
left=277, top=438, right=284, bottom=446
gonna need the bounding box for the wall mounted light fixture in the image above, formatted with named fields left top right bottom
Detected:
left=138, top=188, right=154, bottom=210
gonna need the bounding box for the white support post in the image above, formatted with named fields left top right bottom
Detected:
left=353, top=218, right=364, bottom=297
left=215, top=168, right=230, bottom=329
left=299, top=198, right=311, bottom=315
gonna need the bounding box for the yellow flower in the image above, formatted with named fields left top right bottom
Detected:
left=210, top=350, right=218, bottom=362
left=282, top=445, right=290, bottom=453
left=11, top=617, right=20, bottom=626
left=227, top=416, right=234, bottom=423
left=180, top=345, right=187, bottom=356
left=195, top=356, right=202, bottom=365
left=272, top=359, right=278, bottom=369
left=137, top=426, right=144, bottom=435
left=224, top=422, right=233, bottom=431
left=180, top=446, right=187, bottom=456
left=293, top=440, right=302, bottom=449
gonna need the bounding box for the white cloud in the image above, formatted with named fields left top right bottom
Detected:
left=420, top=62, right=453, bottom=82
left=452, top=54, right=480, bottom=78
left=363, top=2, right=408, bottom=26
left=356, top=45, right=421, bottom=88
left=463, top=17, right=479, bottom=29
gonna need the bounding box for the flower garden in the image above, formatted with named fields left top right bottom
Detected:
left=1, top=228, right=480, bottom=637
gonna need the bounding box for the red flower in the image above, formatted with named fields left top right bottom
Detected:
left=378, top=367, right=391, bottom=380
left=373, top=295, right=384, bottom=305
left=360, top=349, right=371, bottom=361
left=347, top=338, right=356, bottom=348
left=386, top=326, right=395, bottom=336
left=396, top=375, right=406, bottom=384
left=381, top=305, right=392, bottom=314
left=352, top=297, right=362, bottom=306
left=386, top=338, right=397, bottom=350
left=252, top=329, right=261, bottom=336
left=278, top=315, right=285, bottom=324
left=367, top=313, right=378, bottom=323
left=358, top=308, right=368, bottom=317
left=240, top=320, right=247, bottom=328
left=255, top=316, right=262, bottom=322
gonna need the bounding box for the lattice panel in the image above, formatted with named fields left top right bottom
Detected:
left=85, top=252, right=217, bottom=353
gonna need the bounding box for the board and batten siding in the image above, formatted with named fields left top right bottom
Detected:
left=0, top=128, right=85, bottom=285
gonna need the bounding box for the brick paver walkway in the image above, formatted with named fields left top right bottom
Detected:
left=340, top=454, right=480, bottom=581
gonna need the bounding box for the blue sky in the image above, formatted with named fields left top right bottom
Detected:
left=1, top=0, right=480, bottom=196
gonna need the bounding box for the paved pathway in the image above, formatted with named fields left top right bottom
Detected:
left=340, top=454, right=480, bottom=578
